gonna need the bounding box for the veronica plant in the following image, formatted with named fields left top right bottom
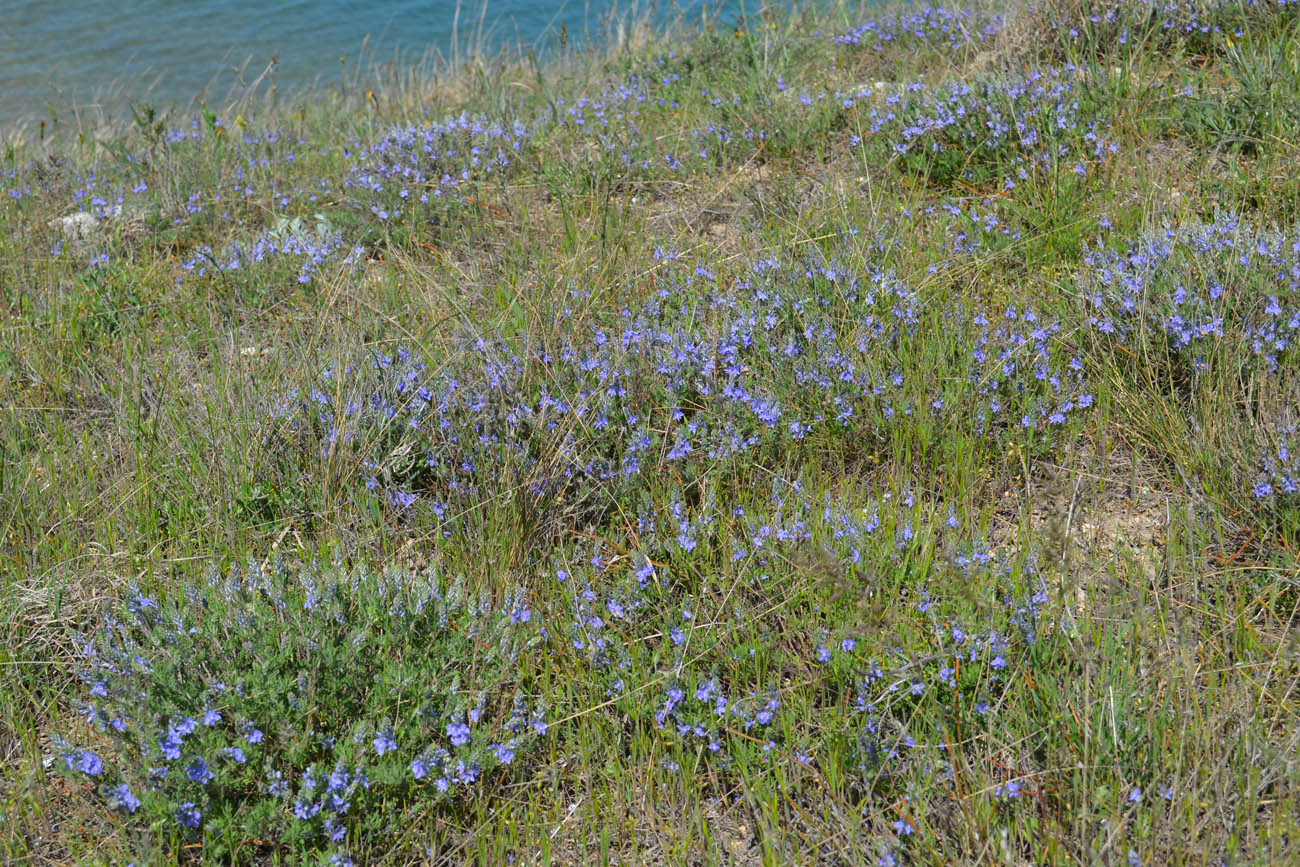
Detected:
left=58, top=560, right=545, bottom=863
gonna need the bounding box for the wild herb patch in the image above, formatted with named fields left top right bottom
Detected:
left=6, top=0, right=1300, bottom=863
left=58, top=563, right=542, bottom=863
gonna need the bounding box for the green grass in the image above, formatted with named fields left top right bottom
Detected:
left=2, top=1, right=1299, bottom=864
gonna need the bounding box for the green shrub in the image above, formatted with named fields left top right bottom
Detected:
left=57, top=560, right=546, bottom=863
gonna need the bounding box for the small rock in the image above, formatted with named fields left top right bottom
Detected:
left=48, top=211, right=100, bottom=240
left=49, top=205, right=122, bottom=241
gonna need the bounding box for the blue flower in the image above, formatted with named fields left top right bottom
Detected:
left=186, top=757, right=214, bottom=785
left=175, top=801, right=202, bottom=829
left=109, top=783, right=140, bottom=813
left=387, top=489, right=418, bottom=510
left=447, top=722, right=471, bottom=747
left=994, top=780, right=1022, bottom=799
left=67, top=750, right=103, bottom=776
left=327, top=768, right=351, bottom=794
left=266, top=771, right=288, bottom=797
left=373, top=729, right=396, bottom=756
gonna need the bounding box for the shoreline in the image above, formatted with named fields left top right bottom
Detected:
left=0, top=0, right=745, bottom=144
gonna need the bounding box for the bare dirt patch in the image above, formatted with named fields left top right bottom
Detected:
left=991, top=443, right=1178, bottom=613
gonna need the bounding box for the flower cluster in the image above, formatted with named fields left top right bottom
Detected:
left=833, top=6, right=1003, bottom=51
left=1082, top=216, right=1300, bottom=371
left=844, top=579, right=1029, bottom=790
left=859, top=66, right=1115, bottom=189
left=180, top=213, right=363, bottom=284
left=1036, top=0, right=1300, bottom=59
left=266, top=237, right=1092, bottom=532
left=343, top=114, right=531, bottom=225
left=1080, top=215, right=1300, bottom=507
left=58, top=560, right=544, bottom=863
left=532, top=468, right=1056, bottom=781
left=1255, top=424, right=1298, bottom=500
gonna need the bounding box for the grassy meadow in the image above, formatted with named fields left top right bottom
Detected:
left=2, top=0, right=1299, bottom=863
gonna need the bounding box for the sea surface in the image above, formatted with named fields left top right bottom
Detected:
left=2, top=0, right=748, bottom=129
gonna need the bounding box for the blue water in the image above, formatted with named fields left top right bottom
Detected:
left=2, top=0, right=748, bottom=128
